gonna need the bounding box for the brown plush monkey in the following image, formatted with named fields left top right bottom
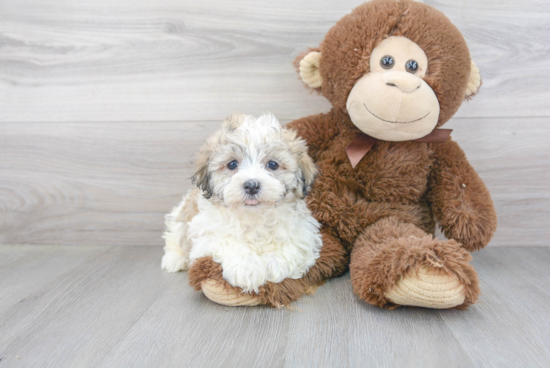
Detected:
left=189, top=0, right=497, bottom=309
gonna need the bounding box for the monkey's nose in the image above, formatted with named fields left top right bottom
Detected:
left=383, top=71, right=422, bottom=93
left=243, top=180, right=261, bottom=195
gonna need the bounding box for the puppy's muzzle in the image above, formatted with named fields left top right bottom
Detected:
left=243, top=180, right=261, bottom=195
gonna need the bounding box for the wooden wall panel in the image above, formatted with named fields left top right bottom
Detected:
left=1, top=0, right=549, bottom=246
left=0, top=121, right=210, bottom=245
left=0, top=0, right=549, bottom=122
left=1, top=117, right=548, bottom=246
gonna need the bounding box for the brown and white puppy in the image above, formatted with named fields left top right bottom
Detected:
left=161, top=113, right=322, bottom=294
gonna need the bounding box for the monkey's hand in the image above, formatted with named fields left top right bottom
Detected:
left=428, top=139, right=497, bottom=252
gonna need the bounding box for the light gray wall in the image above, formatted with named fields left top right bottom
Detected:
left=1, top=0, right=549, bottom=246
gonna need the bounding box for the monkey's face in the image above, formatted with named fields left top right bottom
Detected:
left=295, top=0, right=482, bottom=141
left=346, top=37, right=440, bottom=141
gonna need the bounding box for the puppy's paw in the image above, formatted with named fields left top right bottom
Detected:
left=263, top=254, right=292, bottom=283
left=161, top=251, right=189, bottom=273
left=223, top=256, right=266, bottom=293
left=187, top=257, right=264, bottom=306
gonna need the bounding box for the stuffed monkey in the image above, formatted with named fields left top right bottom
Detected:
left=189, top=0, right=497, bottom=309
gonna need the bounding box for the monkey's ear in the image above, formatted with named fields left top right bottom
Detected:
left=294, top=49, right=323, bottom=90
left=465, top=60, right=482, bottom=98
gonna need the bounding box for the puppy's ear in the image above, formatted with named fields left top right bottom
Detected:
left=192, top=144, right=214, bottom=199
left=283, top=129, right=318, bottom=198
left=298, top=150, right=318, bottom=197
left=223, top=112, right=249, bottom=132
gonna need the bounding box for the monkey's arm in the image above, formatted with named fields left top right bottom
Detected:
left=307, top=172, right=432, bottom=249
left=427, top=139, right=497, bottom=252
left=286, top=112, right=340, bottom=161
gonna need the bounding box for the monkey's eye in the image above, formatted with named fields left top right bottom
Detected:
left=227, top=160, right=238, bottom=170
left=267, top=161, right=279, bottom=170
left=406, top=60, right=418, bottom=73
left=380, top=55, right=394, bottom=69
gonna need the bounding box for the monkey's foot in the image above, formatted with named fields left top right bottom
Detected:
left=201, top=279, right=263, bottom=307
left=351, top=224, right=480, bottom=310
left=189, top=256, right=313, bottom=308
left=385, top=266, right=466, bottom=309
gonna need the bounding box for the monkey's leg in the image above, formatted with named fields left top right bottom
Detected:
left=350, top=217, right=480, bottom=309
left=188, top=228, right=349, bottom=307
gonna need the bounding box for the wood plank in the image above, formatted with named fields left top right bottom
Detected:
left=440, top=247, right=550, bottom=367
left=0, top=121, right=213, bottom=246
left=99, top=274, right=289, bottom=368
left=0, top=0, right=549, bottom=122
left=283, top=276, right=473, bottom=368
left=0, top=246, right=170, bottom=367
left=1, top=117, right=548, bottom=247
left=0, top=245, right=108, bottom=314
left=0, top=246, right=549, bottom=367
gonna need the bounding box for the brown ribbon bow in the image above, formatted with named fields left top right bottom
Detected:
left=345, top=129, right=453, bottom=168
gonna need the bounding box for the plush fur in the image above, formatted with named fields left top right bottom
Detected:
left=299, top=0, right=473, bottom=127
left=286, top=0, right=496, bottom=309
left=162, top=113, right=323, bottom=294
left=282, top=106, right=496, bottom=309
left=195, top=0, right=496, bottom=309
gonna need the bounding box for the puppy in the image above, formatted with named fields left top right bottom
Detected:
left=161, top=113, right=322, bottom=293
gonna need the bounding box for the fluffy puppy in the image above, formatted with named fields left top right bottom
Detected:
left=161, top=113, right=322, bottom=294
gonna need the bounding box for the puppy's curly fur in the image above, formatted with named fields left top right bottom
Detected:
left=162, top=113, right=322, bottom=295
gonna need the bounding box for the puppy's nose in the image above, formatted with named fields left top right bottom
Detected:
left=383, top=71, right=421, bottom=93
left=243, top=180, right=261, bottom=195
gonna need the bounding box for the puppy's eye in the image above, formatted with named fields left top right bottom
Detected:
left=380, top=55, right=394, bottom=69
left=227, top=160, right=238, bottom=170
left=406, top=59, right=418, bottom=73
left=267, top=161, right=279, bottom=170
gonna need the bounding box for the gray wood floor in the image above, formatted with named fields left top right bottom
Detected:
left=0, top=245, right=549, bottom=368
left=1, top=0, right=549, bottom=247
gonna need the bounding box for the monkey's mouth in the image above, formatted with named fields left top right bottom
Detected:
left=363, top=103, right=430, bottom=124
